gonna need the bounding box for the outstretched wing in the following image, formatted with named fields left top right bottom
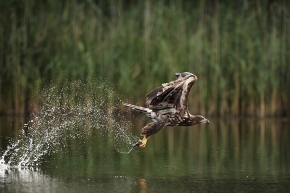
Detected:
left=146, top=80, right=184, bottom=109
left=145, top=72, right=197, bottom=111
left=178, top=74, right=197, bottom=111
left=141, top=122, right=166, bottom=138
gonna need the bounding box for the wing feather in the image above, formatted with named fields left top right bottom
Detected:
left=146, top=78, right=184, bottom=106
left=145, top=73, right=197, bottom=111
left=178, top=76, right=196, bottom=111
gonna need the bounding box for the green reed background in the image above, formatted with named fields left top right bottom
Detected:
left=0, top=0, right=289, bottom=117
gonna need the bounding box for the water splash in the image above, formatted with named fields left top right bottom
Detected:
left=0, top=81, right=139, bottom=168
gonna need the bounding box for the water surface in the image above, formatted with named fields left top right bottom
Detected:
left=1, top=117, right=290, bottom=193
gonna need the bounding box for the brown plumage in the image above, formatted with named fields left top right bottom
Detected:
left=124, top=72, right=209, bottom=148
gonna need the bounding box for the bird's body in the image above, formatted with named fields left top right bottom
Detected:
left=124, top=72, right=209, bottom=148
left=123, top=103, right=177, bottom=124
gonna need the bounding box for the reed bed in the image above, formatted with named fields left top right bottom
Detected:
left=0, top=0, right=289, bottom=117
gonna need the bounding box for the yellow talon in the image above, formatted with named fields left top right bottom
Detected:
left=133, top=137, right=148, bottom=148
left=138, top=137, right=147, bottom=148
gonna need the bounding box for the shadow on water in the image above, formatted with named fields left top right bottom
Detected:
left=0, top=82, right=290, bottom=192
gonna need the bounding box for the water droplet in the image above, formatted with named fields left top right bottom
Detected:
left=1, top=81, right=138, bottom=167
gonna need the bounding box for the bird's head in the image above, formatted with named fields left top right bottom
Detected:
left=190, top=115, right=210, bottom=125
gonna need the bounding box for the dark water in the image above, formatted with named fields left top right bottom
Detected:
left=1, top=117, right=290, bottom=193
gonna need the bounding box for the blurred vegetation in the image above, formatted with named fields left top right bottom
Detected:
left=0, top=0, right=289, bottom=117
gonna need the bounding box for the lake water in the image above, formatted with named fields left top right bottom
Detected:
left=0, top=116, right=290, bottom=193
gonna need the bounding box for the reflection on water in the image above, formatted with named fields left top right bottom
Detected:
left=0, top=117, right=290, bottom=192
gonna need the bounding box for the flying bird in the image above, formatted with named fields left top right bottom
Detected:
left=124, top=72, right=209, bottom=148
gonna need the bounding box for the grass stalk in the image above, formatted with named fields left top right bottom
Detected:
left=0, top=0, right=289, bottom=117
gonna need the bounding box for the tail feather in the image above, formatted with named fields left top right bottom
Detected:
left=123, top=103, right=151, bottom=115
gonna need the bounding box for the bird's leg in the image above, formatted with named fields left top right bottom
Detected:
left=133, top=137, right=148, bottom=148
left=138, top=137, right=147, bottom=148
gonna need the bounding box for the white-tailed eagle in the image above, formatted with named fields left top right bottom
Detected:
left=124, top=72, right=209, bottom=148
